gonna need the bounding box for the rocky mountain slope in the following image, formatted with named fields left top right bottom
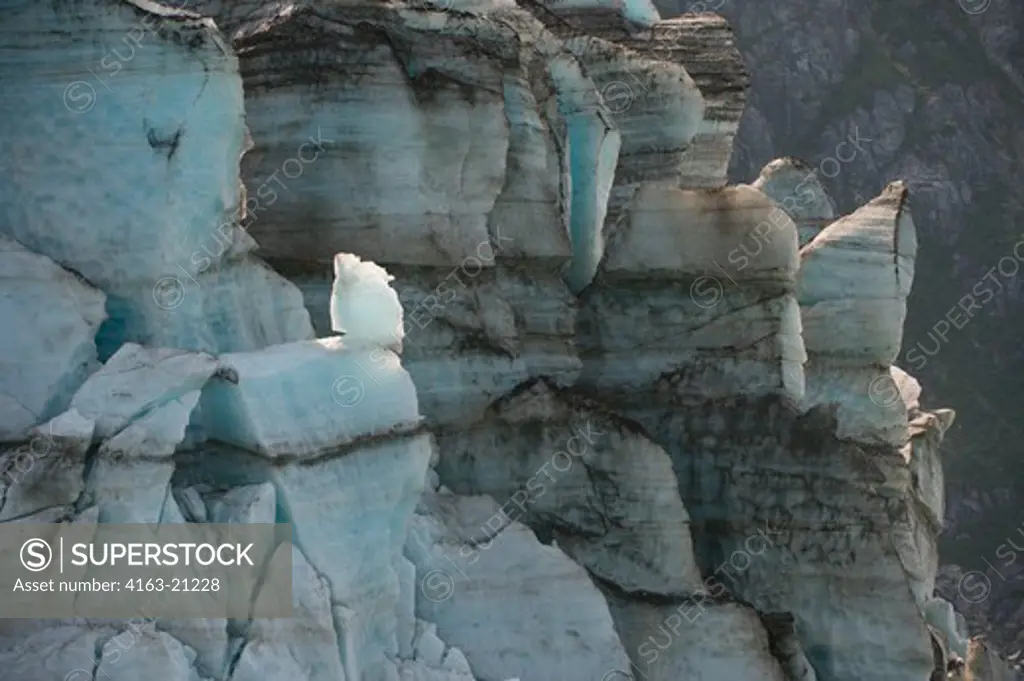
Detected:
left=0, top=0, right=1019, bottom=680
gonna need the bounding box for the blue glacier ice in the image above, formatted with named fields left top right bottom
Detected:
left=0, top=1, right=1007, bottom=681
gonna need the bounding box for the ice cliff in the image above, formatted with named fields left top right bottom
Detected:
left=0, top=0, right=1017, bottom=680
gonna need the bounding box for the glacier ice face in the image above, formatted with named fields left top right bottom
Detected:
left=101, top=255, right=315, bottom=358
left=542, top=52, right=623, bottom=293
left=0, top=3, right=245, bottom=290
left=271, top=437, right=434, bottom=681
left=0, top=0, right=314, bottom=360
left=0, top=623, right=119, bottom=681
left=533, top=0, right=661, bottom=27
left=0, top=0, right=1002, bottom=680
left=87, top=392, right=201, bottom=523
left=531, top=12, right=745, bottom=192
left=70, top=342, right=222, bottom=442
left=580, top=182, right=805, bottom=405
left=799, top=182, right=919, bottom=447
left=0, top=409, right=94, bottom=522
left=0, top=235, right=106, bottom=440
left=433, top=378, right=704, bottom=596
left=925, top=597, right=970, bottom=660
left=608, top=596, right=791, bottom=681
left=571, top=175, right=955, bottom=681
left=233, top=543, right=347, bottom=681
left=95, top=623, right=206, bottom=681
left=754, top=157, right=837, bottom=247
left=185, top=327, right=435, bottom=681
left=58, top=342, right=228, bottom=522
left=204, top=482, right=277, bottom=524
left=231, top=6, right=511, bottom=270
left=798, top=182, right=916, bottom=364
left=405, top=486, right=632, bottom=681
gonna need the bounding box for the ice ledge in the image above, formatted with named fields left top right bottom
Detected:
left=199, top=337, right=424, bottom=460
